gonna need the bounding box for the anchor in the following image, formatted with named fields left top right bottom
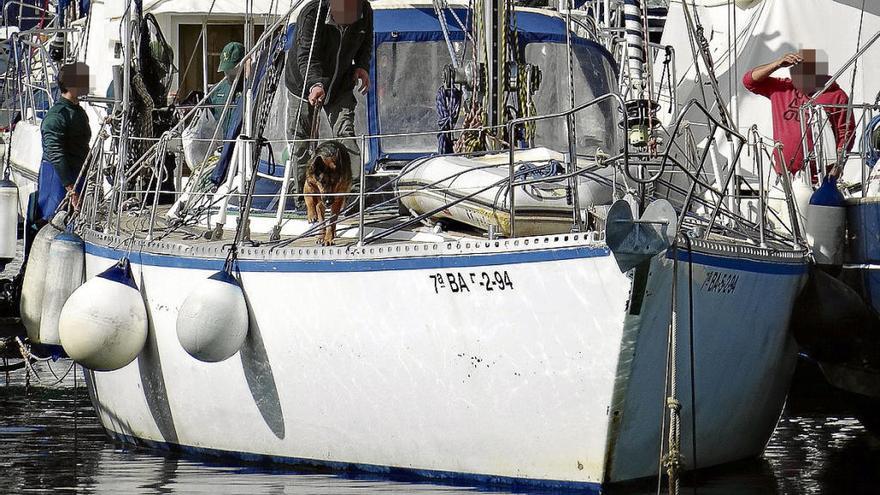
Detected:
left=606, top=197, right=678, bottom=272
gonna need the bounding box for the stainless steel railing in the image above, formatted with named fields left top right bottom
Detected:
left=506, top=92, right=628, bottom=238
left=73, top=94, right=803, bottom=251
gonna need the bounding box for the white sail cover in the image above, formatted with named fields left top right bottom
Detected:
left=106, top=0, right=473, bottom=19
left=106, top=0, right=283, bottom=18
left=660, top=0, right=880, bottom=180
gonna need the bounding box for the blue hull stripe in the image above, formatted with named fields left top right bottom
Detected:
left=84, top=242, right=611, bottom=272
left=85, top=241, right=806, bottom=275
left=672, top=249, right=807, bottom=275
left=107, top=430, right=603, bottom=494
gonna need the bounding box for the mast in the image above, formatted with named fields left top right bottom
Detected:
left=243, top=0, right=255, bottom=138
left=112, top=0, right=135, bottom=235
left=241, top=0, right=255, bottom=240
left=484, top=0, right=502, bottom=128
left=623, top=0, right=646, bottom=99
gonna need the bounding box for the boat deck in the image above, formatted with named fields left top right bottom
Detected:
left=106, top=204, right=487, bottom=252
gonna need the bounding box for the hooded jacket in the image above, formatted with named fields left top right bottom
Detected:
left=284, top=0, right=373, bottom=106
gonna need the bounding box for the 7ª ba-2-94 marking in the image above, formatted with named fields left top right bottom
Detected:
left=429, top=270, right=515, bottom=294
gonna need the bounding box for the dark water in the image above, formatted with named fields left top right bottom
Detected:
left=1, top=361, right=878, bottom=495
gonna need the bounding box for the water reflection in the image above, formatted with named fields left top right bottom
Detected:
left=1, top=361, right=877, bottom=494
left=606, top=458, right=780, bottom=495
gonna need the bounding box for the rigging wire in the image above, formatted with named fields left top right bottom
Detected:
left=732, top=0, right=738, bottom=128
left=679, top=1, right=709, bottom=107
left=455, top=0, right=487, bottom=153
left=433, top=0, right=461, bottom=69
left=840, top=0, right=867, bottom=166
left=726, top=0, right=732, bottom=127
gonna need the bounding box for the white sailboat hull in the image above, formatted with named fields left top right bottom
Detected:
left=81, top=236, right=805, bottom=489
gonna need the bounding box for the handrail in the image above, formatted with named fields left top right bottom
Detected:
left=505, top=92, right=629, bottom=237
left=105, top=94, right=786, bottom=248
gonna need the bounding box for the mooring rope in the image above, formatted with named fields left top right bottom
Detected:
left=13, top=337, right=76, bottom=387
left=437, top=85, right=463, bottom=154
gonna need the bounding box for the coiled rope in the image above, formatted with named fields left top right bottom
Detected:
left=862, top=114, right=880, bottom=168
left=436, top=85, right=462, bottom=154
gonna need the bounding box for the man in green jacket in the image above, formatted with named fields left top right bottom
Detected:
left=38, top=62, right=91, bottom=221
left=208, top=41, right=245, bottom=124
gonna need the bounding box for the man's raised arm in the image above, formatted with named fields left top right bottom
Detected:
left=750, top=53, right=802, bottom=82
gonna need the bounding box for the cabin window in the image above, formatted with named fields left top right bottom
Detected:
left=525, top=42, right=619, bottom=155
left=376, top=41, right=455, bottom=154
left=374, top=39, right=617, bottom=157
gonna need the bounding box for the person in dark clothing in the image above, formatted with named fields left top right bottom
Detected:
left=38, top=62, right=91, bottom=220
left=285, top=0, right=373, bottom=198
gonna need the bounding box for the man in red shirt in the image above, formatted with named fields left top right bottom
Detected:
left=743, top=49, right=854, bottom=179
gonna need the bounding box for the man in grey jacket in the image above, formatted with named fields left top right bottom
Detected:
left=285, top=0, right=373, bottom=199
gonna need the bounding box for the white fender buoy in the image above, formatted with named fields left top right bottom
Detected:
left=20, top=220, right=63, bottom=341
left=791, top=177, right=813, bottom=236
left=59, top=259, right=148, bottom=371
left=176, top=270, right=249, bottom=362
left=0, top=179, right=18, bottom=263
left=38, top=232, right=84, bottom=345
left=806, top=177, right=846, bottom=265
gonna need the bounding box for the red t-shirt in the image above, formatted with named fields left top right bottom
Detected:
left=742, top=70, right=854, bottom=174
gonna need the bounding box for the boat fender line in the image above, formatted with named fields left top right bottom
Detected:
left=805, top=176, right=846, bottom=266
left=176, top=268, right=249, bottom=363
left=59, top=258, right=148, bottom=371
left=38, top=232, right=85, bottom=345
left=0, top=179, right=18, bottom=263
left=11, top=336, right=77, bottom=386
left=20, top=217, right=64, bottom=342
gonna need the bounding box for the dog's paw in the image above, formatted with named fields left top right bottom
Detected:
left=319, top=234, right=335, bottom=246
left=307, top=215, right=317, bottom=224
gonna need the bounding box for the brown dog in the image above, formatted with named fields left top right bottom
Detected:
left=304, top=141, right=353, bottom=246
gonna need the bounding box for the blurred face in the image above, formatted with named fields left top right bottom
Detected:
left=791, top=49, right=828, bottom=93
left=61, top=63, right=90, bottom=97
left=224, top=65, right=241, bottom=81
left=330, top=0, right=361, bottom=25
